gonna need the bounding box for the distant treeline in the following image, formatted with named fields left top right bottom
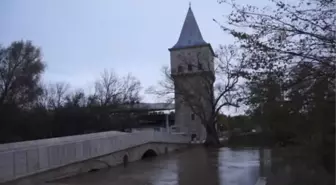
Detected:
left=0, top=41, right=145, bottom=144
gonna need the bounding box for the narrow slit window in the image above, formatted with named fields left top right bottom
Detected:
left=188, top=64, right=192, bottom=71
left=198, top=63, right=203, bottom=70
left=178, top=65, right=184, bottom=73
left=191, top=113, right=195, bottom=121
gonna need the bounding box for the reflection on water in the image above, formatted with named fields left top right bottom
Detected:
left=56, top=147, right=270, bottom=185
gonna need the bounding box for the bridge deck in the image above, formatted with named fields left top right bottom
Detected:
left=0, top=130, right=190, bottom=183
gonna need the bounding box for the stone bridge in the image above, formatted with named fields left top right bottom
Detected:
left=0, top=131, right=191, bottom=185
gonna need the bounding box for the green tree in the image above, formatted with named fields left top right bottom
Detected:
left=217, top=0, right=335, bottom=173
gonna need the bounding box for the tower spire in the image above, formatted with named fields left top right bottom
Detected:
left=171, top=5, right=207, bottom=49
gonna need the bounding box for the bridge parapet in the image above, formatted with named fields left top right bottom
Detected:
left=0, top=131, right=189, bottom=183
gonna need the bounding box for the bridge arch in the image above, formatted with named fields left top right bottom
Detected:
left=141, top=149, right=158, bottom=159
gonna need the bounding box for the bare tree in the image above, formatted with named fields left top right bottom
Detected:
left=46, top=82, right=70, bottom=109
left=119, top=74, right=142, bottom=104
left=33, top=82, right=69, bottom=109
left=216, top=0, right=335, bottom=141
left=64, top=88, right=86, bottom=107
left=94, top=70, right=122, bottom=106
left=215, top=0, right=335, bottom=82
left=94, top=69, right=141, bottom=106
left=215, top=0, right=335, bottom=176
left=148, top=45, right=245, bottom=145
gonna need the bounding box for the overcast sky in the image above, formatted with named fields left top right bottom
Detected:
left=0, top=0, right=270, bottom=114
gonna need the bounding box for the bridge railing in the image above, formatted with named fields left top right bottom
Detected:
left=0, top=131, right=134, bottom=152
left=0, top=130, right=189, bottom=183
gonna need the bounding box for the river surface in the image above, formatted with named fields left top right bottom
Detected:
left=55, top=147, right=271, bottom=185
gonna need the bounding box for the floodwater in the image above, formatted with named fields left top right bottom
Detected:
left=55, top=147, right=271, bottom=185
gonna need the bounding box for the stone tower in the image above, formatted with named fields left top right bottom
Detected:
left=169, top=5, right=215, bottom=140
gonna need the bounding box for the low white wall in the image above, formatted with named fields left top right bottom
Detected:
left=131, top=127, right=167, bottom=133
left=0, top=130, right=190, bottom=183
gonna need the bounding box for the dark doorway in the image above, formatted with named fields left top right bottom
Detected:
left=123, top=155, right=128, bottom=167
left=141, top=149, right=158, bottom=159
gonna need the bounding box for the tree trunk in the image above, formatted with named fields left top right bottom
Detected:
left=204, top=122, right=220, bottom=147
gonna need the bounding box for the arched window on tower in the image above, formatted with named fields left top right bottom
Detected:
left=178, top=65, right=184, bottom=73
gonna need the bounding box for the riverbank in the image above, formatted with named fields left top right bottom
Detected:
left=223, top=132, right=274, bottom=147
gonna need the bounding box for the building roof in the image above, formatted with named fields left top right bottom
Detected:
left=112, top=103, right=174, bottom=112
left=170, top=6, right=208, bottom=49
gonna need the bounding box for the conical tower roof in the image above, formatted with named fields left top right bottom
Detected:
left=171, top=6, right=207, bottom=49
